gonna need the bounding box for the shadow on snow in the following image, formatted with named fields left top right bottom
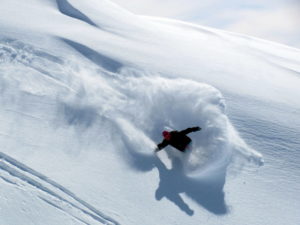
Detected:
left=56, top=0, right=98, bottom=27
left=61, top=38, right=123, bottom=73
left=122, top=144, right=228, bottom=216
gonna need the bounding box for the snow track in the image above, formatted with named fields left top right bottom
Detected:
left=0, top=152, right=120, bottom=225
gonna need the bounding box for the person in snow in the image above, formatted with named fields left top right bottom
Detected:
left=155, top=127, right=201, bottom=153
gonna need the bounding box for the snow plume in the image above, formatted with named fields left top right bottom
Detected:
left=0, top=37, right=262, bottom=180
left=112, top=69, right=263, bottom=178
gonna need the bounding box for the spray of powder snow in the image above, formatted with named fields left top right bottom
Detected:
left=111, top=70, right=264, bottom=178
left=0, top=37, right=263, bottom=179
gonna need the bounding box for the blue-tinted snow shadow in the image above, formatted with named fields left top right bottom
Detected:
left=61, top=38, right=123, bottom=73
left=61, top=103, right=98, bottom=128
left=155, top=154, right=227, bottom=216
left=56, top=0, right=98, bottom=27
left=121, top=140, right=228, bottom=216
left=57, top=99, right=98, bottom=129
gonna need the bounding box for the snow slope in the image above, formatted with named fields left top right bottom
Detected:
left=0, top=0, right=299, bottom=224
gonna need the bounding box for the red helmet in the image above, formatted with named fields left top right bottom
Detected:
left=162, top=131, right=171, bottom=140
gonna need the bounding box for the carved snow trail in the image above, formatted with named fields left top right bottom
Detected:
left=0, top=152, right=120, bottom=225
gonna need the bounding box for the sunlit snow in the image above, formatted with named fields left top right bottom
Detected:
left=0, top=0, right=299, bottom=225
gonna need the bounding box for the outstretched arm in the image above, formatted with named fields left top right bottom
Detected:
left=155, top=139, right=169, bottom=152
left=180, top=126, right=201, bottom=135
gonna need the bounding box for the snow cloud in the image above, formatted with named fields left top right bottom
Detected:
left=112, top=0, right=300, bottom=48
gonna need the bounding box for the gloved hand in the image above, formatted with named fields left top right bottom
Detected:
left=195, top=127, right=201, bottom=131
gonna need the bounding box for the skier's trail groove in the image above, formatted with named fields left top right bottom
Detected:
left=0, top=152, right=121, bottom=225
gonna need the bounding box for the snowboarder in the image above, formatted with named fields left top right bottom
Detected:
left=155, top=127, right=201, bottom=153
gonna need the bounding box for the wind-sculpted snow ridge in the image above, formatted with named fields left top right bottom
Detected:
left=0, top=152, right=120, bottom=225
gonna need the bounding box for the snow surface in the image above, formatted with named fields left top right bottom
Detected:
left=0, top=0, right=299, bottom=224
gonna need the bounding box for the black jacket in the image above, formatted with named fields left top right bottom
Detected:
left=157, top=127, right=201, bottom=152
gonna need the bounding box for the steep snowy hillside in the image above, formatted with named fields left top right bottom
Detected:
left=0, top=0, right=299, bottom=225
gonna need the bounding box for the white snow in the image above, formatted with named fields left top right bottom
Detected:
left=0, top=0, right=299, bottom=225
